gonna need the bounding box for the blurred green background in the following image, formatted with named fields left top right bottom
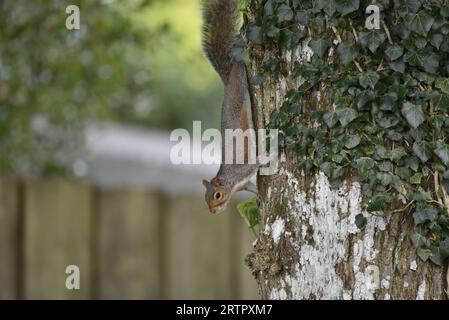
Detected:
left=0, top=0, right=259, bottom=300
left=0, top=0, right=221, bottom=176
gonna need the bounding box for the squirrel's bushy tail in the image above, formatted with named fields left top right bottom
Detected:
left=202, top=0, right=238, bottom=83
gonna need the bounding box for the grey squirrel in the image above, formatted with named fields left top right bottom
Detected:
left=201, top=0, right=258, bottom=214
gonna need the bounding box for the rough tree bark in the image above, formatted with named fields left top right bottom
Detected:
left=246, top=23, right=449, bottom=301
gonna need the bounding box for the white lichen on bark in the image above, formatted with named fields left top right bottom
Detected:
left=269, top=169, right=389, bottom=299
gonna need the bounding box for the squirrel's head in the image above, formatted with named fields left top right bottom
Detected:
left=202, top=178, right=230, bottom=214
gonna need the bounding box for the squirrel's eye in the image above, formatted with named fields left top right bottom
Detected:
left=214, top=192, right=221, bottom=200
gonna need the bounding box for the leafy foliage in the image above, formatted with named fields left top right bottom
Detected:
left=244, top=0, right=449, bottom=266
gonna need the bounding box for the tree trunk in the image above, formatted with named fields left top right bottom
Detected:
left=246, top=33, right=448, bottom=301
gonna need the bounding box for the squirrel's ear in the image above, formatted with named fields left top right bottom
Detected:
left=202, top=179, right=209, bottom=188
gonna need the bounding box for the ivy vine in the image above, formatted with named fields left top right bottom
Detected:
left=242, top=0, right=449, bottom=266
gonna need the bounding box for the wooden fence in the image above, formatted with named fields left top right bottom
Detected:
left=0, top=175, right=258, bottom=299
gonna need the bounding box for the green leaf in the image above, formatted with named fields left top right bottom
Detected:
left=247, top=25, right=262, bottom=44
left=410, top=172, right=422, bottom=184
left=377, top=172, right=393, bottom=186
left=367, top=195, right=386, bottom=213
left=309, top=38, right=332, bottom=59
left=276, top=4, right=294, bottom=22
left=389, top=147, right=407, bottom=161
left=405, top=50, right=438, bottom=74
left=354, top=157, right=375, bottom=174
left=336, top=108, right=358, bottom=127
left=390, top=60, right=405, bottom=73
left=412, top=141, right=432, bottom=162
left=432, top=93, right=449, bottom=110
left=436, top=78, right=449, bottom=94
left=355, top=214, right=367, bottom=230
left=405, top=11, right=434, bottom=36
left=394, top=0, right=421, bottom=17
left=335, top=0, right=360, bottom=16
left=401, top=102, right=425, bottom=129
left=237, top=197, right=260, bottom=236
left=413, top=205, right=437, bottom=224
left=345, top=134, right=361, bottom=149
left=231, top=47, right=250, bottom=64
left=337, top=42, right=358, bottom=65
left=430, top=34, right=443, bottom=49
left=411, top=187, right=432, bottom=201
left=430, top=243, right=449, bottom=266
left=359, top=29, right=386, bottom=53
left=441, top=5, right=449, bottom=17
left=359, top=71, right=380, bottom=89
left=411, top=232, right=428, bottom=248
left=385, top=45, right=404, bottom=61
left=317, top=0, right=337, bottom=16
left=323, top=111, right=338, bottom=128
left=356, top=90, right=376, bottom=109
left=417, top=247, right=431, bottom=261
left=435, top=144, right=449, bottom=166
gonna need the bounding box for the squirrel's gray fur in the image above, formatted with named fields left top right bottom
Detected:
left=201, top=0, right=258, bottom=214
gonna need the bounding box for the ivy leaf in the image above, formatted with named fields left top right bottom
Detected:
left=390, top=60, right=405, bottom=73
left=354, top=157, right=375, bottom=175
left=435, top=78, right=449, bottom=94
left=435, top=144, right=449, bottom=166
left=404, top=49, right=423, bottom=66
left=377, top=114, right=399, bottom=128
left=432, top=93, right=449, bottom=110
left=367, top=195, right=386, bottom=212
left=394, top=0, right=421, bottom=18
left=417, top=247, right=431, bottom=261
left=401, top=102, right=425, bottom=129
left=441, top=5, right=449, bottom=17
left=355, top=214, right=367, bottom=230
left=359, top=71, right=380, bottom=89
left=430, top=34, right=443, bottom=49
left=323, top=111, right=338, bottom=128
left=336, top=108, right=358, bottom=127
left=413, top=205, right=437, bottom=224
left=423, top=54, right=439, bottom=74
left=359, top=29, right=386, bottom=53
left=309, top=38, right=332, bottom=58
left=276, top=4, right=294, bottom=22
left=412, top=141, right=432, bottom=162
left=390, top=147, right=407, bottom=161
left=345, top=134, right=361, bottom=149
left=377, top=172, right=393, bottom=186
left=405, top=49, right=438, bottom=73
left=410, top=172, right=422, bottom=184
left=411, top=232, right=428, bottom=248
left=430, top=243, right=449, bottom=266
left=264, top=0, right=274, bottom=15
left=385, top=45, right=404, bottom=61
left=337, top=42, right=358, bottom=65
left=411, top=187, right=432, bottom=201
left=335, top=0, right=360, bottom=16
left=231, top=43, right=249, bottom=64
left=405, top=11, right=434, bottom=36
left=247, top=25, right=262, bottom=44
left=356, top=90, right=376, bottom=109
left=317, top=0, right=337, bottom=16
